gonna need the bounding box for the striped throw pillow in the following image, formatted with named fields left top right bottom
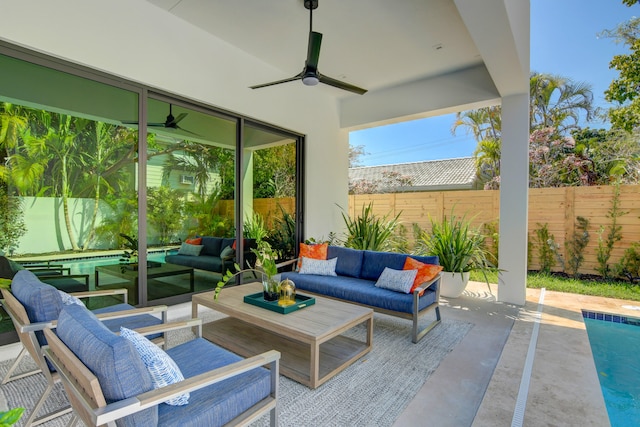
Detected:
left=120, top=327, right=189, bottom=406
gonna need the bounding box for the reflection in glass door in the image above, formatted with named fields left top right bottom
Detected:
left=144, top=96, right=237, bottom=304
left=242, top=123, right=298, bottom=264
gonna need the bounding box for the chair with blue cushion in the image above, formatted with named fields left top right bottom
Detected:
left=0, top=269, right=168, bottom=426
left=43, top=303, right=280, bottom=427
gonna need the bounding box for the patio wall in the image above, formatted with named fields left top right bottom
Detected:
left=349, top=185, right=640, bottom=275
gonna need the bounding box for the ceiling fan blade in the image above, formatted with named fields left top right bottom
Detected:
left=176, top=126, right=203, bottom=137
left=168, top=113, right=188, bottom=127
left=318, top=73, right=368, bottom=95
left=250, top=73, right=303, bottom=90
left=306, top=31, right=322, bottom=70
left=146, top=122, right=166, bottom=127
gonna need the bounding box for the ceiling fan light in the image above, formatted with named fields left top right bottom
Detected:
left=302, top=75, right=319, bottom=86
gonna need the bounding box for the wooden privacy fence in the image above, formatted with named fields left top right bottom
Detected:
left=216, top=185, right=640, bottom=275
left=350, top=185, right=640, bottom=275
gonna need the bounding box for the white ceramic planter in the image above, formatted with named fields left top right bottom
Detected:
left=439, top=271, right=470, bottom=298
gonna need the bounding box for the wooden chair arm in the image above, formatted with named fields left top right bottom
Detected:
left=126, top=318, right=203, bottom=338
left=413, top=272, right=442, bottom=295
left=71, top=288, right=128, bottom=303
left=93, top=305, right=168, bottom=322
left=276, top=258, right=298, bottom=271
left=91, top=350, right=281, bottom=426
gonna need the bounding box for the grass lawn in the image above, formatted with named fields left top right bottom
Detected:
left=470, top=270, right=640, bottom=302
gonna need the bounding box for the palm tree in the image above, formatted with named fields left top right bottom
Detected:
left=451, top=106, right=501, bottom=141
left=529, top=72, right=595, bottom=134
left=473, top=138, right=501, bottom=186
left=0, top=103, right=29, bottom=183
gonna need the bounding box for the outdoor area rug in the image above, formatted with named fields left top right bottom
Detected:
left=0, top=311, right=472, bottom=427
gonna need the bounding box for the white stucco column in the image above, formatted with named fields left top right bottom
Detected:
left=498, top=93, right=529, bottom=305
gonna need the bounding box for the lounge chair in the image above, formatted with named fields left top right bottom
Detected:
left=0, top=256, right=90, bottom=292
left=43, top=303, right=280, bottom=426
left=1, top=269, right=168, bottom=426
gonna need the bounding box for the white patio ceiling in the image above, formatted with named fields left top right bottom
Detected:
left=144, top=0, right=529, bottom=128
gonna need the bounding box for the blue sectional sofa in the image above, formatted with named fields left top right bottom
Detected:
left=165, top=237, right=257, bottom=274
left=280, top=246, right=441, bottom=343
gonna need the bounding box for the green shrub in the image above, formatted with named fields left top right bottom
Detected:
left=533, top=223, right=556, bottom=274
left=340, top=202, right=401, bottom=251
left=566, top=216, right=590, bottom=277
left=415, top=212, right=492, bottom=275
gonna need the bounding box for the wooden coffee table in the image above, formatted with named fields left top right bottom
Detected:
left=192, top=283, right=373, bottom=388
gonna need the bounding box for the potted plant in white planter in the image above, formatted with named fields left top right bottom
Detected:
left=416, top=212, right=494, bottom=298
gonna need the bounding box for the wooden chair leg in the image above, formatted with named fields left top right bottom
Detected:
left=1, top=347, right=41, bottom=385
left=24, top=378, right=72, bottom=426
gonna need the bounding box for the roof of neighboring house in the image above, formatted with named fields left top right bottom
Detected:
left=349, top=157, right=478, bottom=192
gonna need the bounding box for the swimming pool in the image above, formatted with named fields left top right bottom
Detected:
left=58, top=251, right=168, bottom=275
left=583, top=311, right=640, bottom=427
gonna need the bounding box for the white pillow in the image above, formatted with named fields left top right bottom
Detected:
left=177, top=242, right=204, bottom=256
left=58, top=290, right=84, bottom=306
left=299, top=257, right=338, bottom=276
left=374, top=267, right=418, bottom=293
left=120, top=327, right=189, bottom=406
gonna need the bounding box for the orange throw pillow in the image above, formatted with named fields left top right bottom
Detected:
left=298, top=243, right=328, bottom=270
left=403, top=257, right=444, bottom=295
left=185, top=237, right=202, bottom=245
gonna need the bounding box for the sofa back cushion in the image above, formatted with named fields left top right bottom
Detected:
left=200, top=237, right=223, bottom=257
left=361, top=251, right=409, bottom=280
left=327, top=246, right=364, bottom=278
left=57, top=304, right=157, bottom=427
left=360, top=251, right=439, bottom=281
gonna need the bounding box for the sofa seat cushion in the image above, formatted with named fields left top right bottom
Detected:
left=158, top=338, right=271, bottom=427
left=165, top=254, right=223, bottom=272
left=280, top=272, right=437, bottom=314
left=57, top=304, right=157, bottom=427
left=93, top=303, right=163, bottom=341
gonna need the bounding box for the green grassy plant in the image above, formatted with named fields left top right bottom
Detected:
left=469, top=270, right=640, bottom=302
left=416, top=212, right=491, bottom=274
left=340, top=203, right=401, bottom=251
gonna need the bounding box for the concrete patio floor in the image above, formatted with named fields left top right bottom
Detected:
left=396, top=280, right=619, bottom=427
left=0, top=280, right=626, bottom=426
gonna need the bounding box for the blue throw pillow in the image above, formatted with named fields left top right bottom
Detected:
left=374, top=267, right=418, bottom=293
left=177, top=242, right=204, bottom=257
left=120, top=327, right=189, bottom=406
left=220, top=245, right=235, bottom=258
left=299, top=257, right=338, bottom=276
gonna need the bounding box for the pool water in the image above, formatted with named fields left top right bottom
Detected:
left=583, top=312, right=640, bottom=427
left=59, top=251, right=168, bottom=274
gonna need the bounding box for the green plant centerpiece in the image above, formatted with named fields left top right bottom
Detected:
left=215, top=240, right=280, bottom=301
left=416, top=211, right=493, bottom=297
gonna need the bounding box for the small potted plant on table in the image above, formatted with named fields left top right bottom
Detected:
left=215, top=240, right=280, bottom=301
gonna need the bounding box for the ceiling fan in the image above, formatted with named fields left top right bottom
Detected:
left=123, top=104, right=200, bottom=136
left=250, top=0, right=367, bottom=95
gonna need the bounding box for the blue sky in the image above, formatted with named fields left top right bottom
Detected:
left=350, top=0, right=638, bottom=168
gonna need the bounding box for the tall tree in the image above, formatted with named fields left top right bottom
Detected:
left=349, top=144, right=367, bottom=167
left=451, top=106, right=501, bottom=142
left=529, top=72, right=595, bottom=134
left=473, top=138, right=502, bottom=188
left=602, top=16, right=640, bottom=132
left=453, top=73, right=595, bottom=186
